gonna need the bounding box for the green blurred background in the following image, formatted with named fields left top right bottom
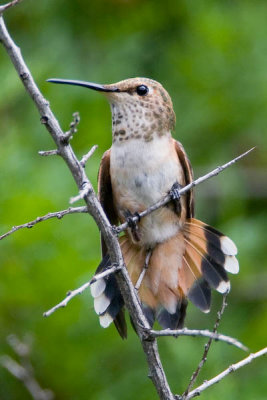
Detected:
left=0, top=0, right=266, bottom=399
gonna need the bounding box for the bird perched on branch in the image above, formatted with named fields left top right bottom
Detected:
left=48, top=77, right=239, bottom=338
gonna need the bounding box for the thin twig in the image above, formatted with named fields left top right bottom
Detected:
left=38, top=149, right=59, bottom=156
left=0, top=356, right=53, bottom=400
left=0, top=0, right=22, bottom=13
left=0, top=206, right=88, bottom=241
left=1, top=149, right=255, bottom=239
left=135, top=249, right=152, bottom=290
left=183, top=294, right=228, bottom=397
left=0, top=334, right=54, bottom=400
left=184, top=347, right=267, bottom=399
left=150, top=328, right=248, bottom=352
left=43, top=264, right=121, bottom=317
left=64, top=111, right=80, bottom=141
left=116, top=147, right=255, bottom=234
left=7, top=333, right=32, bottom=357
left=69, top=182, right=92, bottom=204
left=80, top=144, right=98, bottom=168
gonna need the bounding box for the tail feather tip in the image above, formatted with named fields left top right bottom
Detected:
left=187, top=279, right=211, bottom=314
left=99, top=313, right=113, bottom=328
left=94, top=294, right=110, bottom=315
left=221, top=236, right=238, bottom=256
left=216, top=280, right=231, bottom=294
left=90, top=278, right=106, bottom=298
left=224, top=256, right=239, bottom=274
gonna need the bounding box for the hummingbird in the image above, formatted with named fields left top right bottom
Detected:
left=48, top=77, right=239, bottom=338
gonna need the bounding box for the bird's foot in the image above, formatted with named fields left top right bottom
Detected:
left=170, top=182, right=182, bottom=200
left=125, top=211, right=141, bottom=229
left=169, top=182, right=182, bottom=215
left=124, top=210, right=141, bottom=242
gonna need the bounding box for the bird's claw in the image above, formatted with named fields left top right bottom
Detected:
left=111, top=225, right=120, bottom=236
left=124, top=211, right=141, bottom=242
left=126, top=211, right=141, bottom=229
left=170, top=182, right=182, bottom=200
left=169, top=182, right=182, bottom=216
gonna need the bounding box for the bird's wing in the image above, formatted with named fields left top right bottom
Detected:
left=96, top=149, right=127, bottom=338
left=173, top=139, right=194, bottom=218
left=98, top=149, right=119, bottom=256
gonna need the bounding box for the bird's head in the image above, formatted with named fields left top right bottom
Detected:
left=47, top=77, right=176, bottom=143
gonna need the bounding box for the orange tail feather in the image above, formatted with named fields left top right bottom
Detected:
left=91, top=218, right=238, bottom=333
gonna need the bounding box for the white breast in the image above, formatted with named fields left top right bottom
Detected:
left=110, top=135, right=185, bottom=246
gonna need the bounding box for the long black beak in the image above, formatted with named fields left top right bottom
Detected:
left=47, top=78, right=120, bottom=93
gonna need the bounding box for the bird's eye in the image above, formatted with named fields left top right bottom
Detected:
left=136, top=85, right=149, bottom=96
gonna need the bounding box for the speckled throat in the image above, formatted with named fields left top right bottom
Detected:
left=106, top=78, right=176, bottom=144
left=111, top=101, right=161, bottom=143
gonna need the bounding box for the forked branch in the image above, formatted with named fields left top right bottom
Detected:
left=183, top=294, right=228, bottom=397
left=115, top=147, right=255, bottom=235
left=183, top=347, right=267, bottom=399
left=43, top=264, right=122, bottom=317
left=0, top=334, right=54, bottom=400
left=0, top=206, right=88, bottom=241
left=150, top=328, right=248, bottom=352
left=0, top=0, right=21, bottom=14
left=0, top=149, right=254, bottom=242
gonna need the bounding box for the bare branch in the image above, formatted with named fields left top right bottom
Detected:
left=150, top=328, right=248, bottom=352
left=135, top=249, right=152, bottom=290
left=1, top=355, right=27, bottom=380
left=183, top=294, right=228, bottom=397
left=80, top=144, right=98, bottom=168
left=0, top=146, right=255, bottom=246
left=7, top=333, right=32, bottom=357
left=116, top=147, right=255, bottom=234
left=0, top=356, right=54, bottom=400
left=184, top=347, right=267, bottom=399
left=0, top=0, right=22, bottom=14
left=0, top=334, right=54, bottom=400
left=1, top=147, right=255, bottom=241
left=43, top=264, right=121, bottom=317
left=64, top=111, right=80, bottom=141
left=69, top=182, right=92, bottom=204
left=0, top=206, right=88, bottom=241
left=38, top=149, right=59, bottom=156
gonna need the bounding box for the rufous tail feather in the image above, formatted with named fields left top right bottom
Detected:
left=91, top=218, right=238, bottom=335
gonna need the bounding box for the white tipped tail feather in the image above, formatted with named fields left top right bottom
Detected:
left=91, top=218, right=239, bottom=334
left=94, top=293, right=110, bottom=315
left=221, top=236, right=238, bottom=256
left=90, top=279, right=106, bottom=298
left=99, top=313, right=114, bottom=328
left=224, top=255, right=239, bottom=274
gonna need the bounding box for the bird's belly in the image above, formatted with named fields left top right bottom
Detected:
left=110, top=137, right=186, bottom=246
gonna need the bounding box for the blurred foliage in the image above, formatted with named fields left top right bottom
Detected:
left=0, top=0, right=266, bottom=399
